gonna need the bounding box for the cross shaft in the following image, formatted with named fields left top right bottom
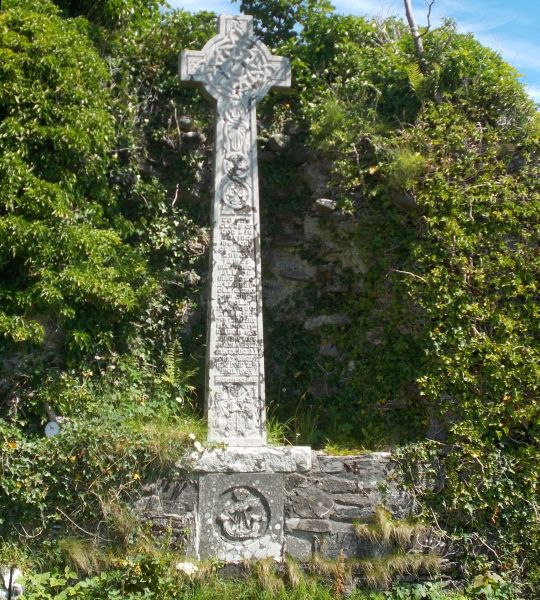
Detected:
left=180, top=15, right=291, bottom=446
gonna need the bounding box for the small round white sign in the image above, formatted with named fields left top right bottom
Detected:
left=44, top=421, right=60, bottom=438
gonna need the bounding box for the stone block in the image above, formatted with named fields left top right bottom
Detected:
left=269, top=133, right=290, bottom=152
left=302, top=163, right=329, bottom=196
left=177, top=446, right=312, bottom=474
left=160, top=479, right=198, bottom=513
left=316, top=476, right=357, bottom=494
left=319, top=343, right=339, bottom=358
left=285, top=518, right=331, bottom=533
left=178, top=115, right=193, bottom=131
left=289, top=487, right=334, bottom=519
left=303, top=315, right=351, bottom=331
left=332, top=492, right=376, bottom=507
left=284, top=534, right=313, bottom=561
left=332, top=505, right=375, bottom=521
left=275, top=252, right=317, bottom=282
left=198, top=473, right=284, bottom=561
left=318, top=456, right=346, bottom=473
left=285, top=473, right=308, bottom=490
left=314, top=198, right=337, bottom=214
left=343, top=452, right=392, bottom=475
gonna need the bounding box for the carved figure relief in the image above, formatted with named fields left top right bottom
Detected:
left=211, top=382, right=260, bottom=439
left=225, top=105, right=248, bottom=152
left=217, top=487, right=269, bottom=542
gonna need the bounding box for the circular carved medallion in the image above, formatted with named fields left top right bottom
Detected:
left=222, top=180, right=249, bottom=210
left=216, top=486, right=270, bottom=543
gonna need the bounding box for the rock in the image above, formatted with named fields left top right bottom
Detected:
left=313, top=198, right=337, bottom=214
left=287, top=143, right=316, bottom=165
left=316, top=475, right=357, bottom=493
left=183, top=270, right=200, bottom=287
left=332, top=492, right=376, bottom=507
left=285, top=473, right=308, bottom=490
left=319, top=343, right=339, bottom=358
left=332, top=212, right=357, bottom=234
left=303, top=213, right=327, bottom=241
left=176, top=446, right=312, bottom=474
left=303, top=314, right=351, bottom=331
left=268, top=133, right=290, bottom=152
left=289, top=487, right=335, bottom=519
left=302, top=163, right=329, bottom=196
left=275, top=253, right=317, bottom=282
left=178, top=115, right=194, bottom=131
left=317, top=456, right=345, bottom=473
left=286, top=518, right=332, bottom=533
left=284, top=534, right=313, bottom=561
left=182, top=130, right=206, bottom=144
left=343, top=452, right=392, bottom=476
left=332, top=504, right=375, bottom=521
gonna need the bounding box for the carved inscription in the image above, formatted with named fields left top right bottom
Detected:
left=180, top=16, right=291, bottom=445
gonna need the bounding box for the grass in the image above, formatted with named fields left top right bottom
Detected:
left=354, top=507, right=429, bottom=549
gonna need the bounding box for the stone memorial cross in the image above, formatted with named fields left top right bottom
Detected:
left=180, top=15, right=291, bottom=447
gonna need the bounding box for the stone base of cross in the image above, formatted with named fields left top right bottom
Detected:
left=178, top=15, right=310, bottom=561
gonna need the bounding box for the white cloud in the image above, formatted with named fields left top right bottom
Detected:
left=524, top=85, right=540, bottom=103
left=332, top=0, right=401, bottom=18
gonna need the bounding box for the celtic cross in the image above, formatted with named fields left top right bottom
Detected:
left=180, top=15, right=291, bottom=446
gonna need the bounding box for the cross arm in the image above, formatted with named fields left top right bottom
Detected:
left=266, top=55, right=291, bottom=93
left=179, top=50, right=206, bottom=86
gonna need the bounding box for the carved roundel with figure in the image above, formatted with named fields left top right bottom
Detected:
left=216, top=486, right=270, bottom=544
left=222, top=180, right=249, bottom=210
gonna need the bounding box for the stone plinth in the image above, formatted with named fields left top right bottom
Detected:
left=198, top=473, right=284, bottom=561
left=135, top=451, right=425, bottom=563
left=177, top=446, right=312, bottom=474
left=177, top=446, right=311, bottom=561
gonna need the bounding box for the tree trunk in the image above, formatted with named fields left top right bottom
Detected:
left=403, top=0, right=426, bottom=73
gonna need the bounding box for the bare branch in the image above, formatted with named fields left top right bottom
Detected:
left=419, top=0, right=436, bottom=38
left=56, top=507, right=111, bottom=542
left=389, top=269, right=428, bottom=283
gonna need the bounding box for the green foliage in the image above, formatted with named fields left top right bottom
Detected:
left=385, top=582, right=466, bottom=600
left=0, top=411, right=203, bottom=535
left=234, top=0, right=334, bottom=47
left=0, top=0, right=152, bottom=375
left=53, top=0, right=162, bottom=29
left=253, top=6, right=539, bottom=592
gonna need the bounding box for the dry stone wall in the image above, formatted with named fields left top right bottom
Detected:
left=284, top=451, right=412, bottom=560
left=134, top=451, right=413, bottom=561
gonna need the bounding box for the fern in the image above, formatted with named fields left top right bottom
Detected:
left=159, top=341, right=197, bottom=409
left=405, top=62, right=424, bottom=96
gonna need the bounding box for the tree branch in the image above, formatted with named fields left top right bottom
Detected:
left=419, top=0, right=436, bottom=38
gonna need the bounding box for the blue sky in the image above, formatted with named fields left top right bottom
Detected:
left=169, top=0, right=540, bottom=104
